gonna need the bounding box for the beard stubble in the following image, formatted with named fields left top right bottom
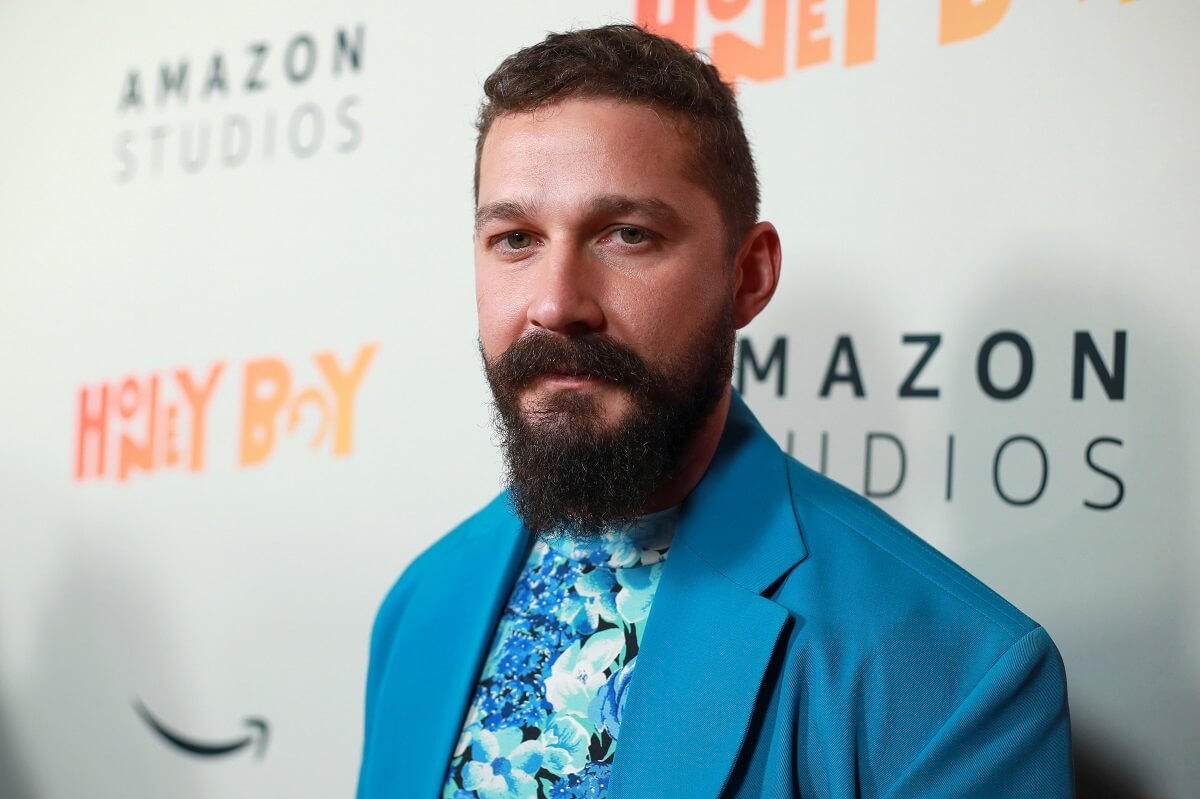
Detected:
left=482, top=301, right=735, bottom=536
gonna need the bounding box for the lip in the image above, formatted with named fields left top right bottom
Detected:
left=539, top=373, right=603, bottom=389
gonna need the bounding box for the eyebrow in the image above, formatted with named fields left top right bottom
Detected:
left=586, top=195, right=683, bottom=228
left=473, top=194, right=684, bottom=233
left=474, top=198, right=537, bottom=234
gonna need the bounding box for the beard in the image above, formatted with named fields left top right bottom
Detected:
left=482, top=302, right=735, bottom=537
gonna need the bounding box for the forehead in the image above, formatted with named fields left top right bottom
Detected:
left=476, top=98, right=702, bottom=209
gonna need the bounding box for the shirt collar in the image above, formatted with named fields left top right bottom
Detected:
left=541, top=504, right=679, bottom=562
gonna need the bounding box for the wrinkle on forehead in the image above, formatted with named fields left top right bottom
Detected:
left=475, top=97, right=720, bottom=242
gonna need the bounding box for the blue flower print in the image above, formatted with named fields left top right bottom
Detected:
left=589, top=659, right=636, bottom=740
left=444, top=510, right=676, bottom=799
left=563, top=567, right=620, bottom=634
left=545, top=629, right=625, bottom=721
left=615, top=561, right=662, bottom=625
left=546, top=762, right=612, bottom=799
left=457, top=727, right=537, bottom=799
left=477, top=666, right=552, bottom=731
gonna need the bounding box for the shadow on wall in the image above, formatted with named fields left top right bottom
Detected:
left=0, top=699, right=37, bottom=799
left=742, top=257, right=1188, bottom=797
left=13, top=524, right=205, bottom=799
left=943, top=254, right=1197, bottom=799
left=1074, top=728, right=1146, bottom=799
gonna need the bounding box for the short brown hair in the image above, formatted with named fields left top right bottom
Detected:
left=474, top=24, right=760, bottom=256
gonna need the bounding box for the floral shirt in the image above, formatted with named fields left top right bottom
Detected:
left=441, top=508, right=677, bottom=799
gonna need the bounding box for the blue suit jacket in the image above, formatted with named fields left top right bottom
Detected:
left=357, top=393, right=1073, bottom=798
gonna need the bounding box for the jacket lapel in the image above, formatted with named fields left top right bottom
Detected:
left=369, top=500, right=530, bottom=798
left=610, top=392, right=808, bottom=799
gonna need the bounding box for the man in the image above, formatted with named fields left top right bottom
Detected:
left=357, top=24, right=1073, bottom=799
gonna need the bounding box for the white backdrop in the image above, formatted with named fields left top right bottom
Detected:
left=1, top=1, right=1196, bottom=797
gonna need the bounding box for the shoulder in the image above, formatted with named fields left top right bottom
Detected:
left=773, top=457, right=1070, bottom=793
left=781, top=454, right=1039, bottom=647
left=370, top=491, right=512, bottom=633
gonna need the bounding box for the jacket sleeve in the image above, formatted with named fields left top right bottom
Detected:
left=882, top=626, right=1074, bottom=799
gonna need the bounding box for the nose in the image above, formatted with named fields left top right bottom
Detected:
left=526, top=242, right=605, bottom=335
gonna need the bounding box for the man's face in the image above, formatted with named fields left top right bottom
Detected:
left=475, top=98, right=735, bottom=534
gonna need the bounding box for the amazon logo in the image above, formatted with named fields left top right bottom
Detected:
left=133, top=698, right=269, bottom=760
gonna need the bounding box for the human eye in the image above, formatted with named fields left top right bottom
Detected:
left=617, top=227, right=647, bottom=245
left=498, top=231, right=534, bottom=250
left=607, top=226, right=654, bottom=246
left=488, top=230, right=538, bottom=258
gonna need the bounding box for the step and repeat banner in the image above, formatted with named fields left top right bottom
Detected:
left=1, top=0, right=1196, bottom=797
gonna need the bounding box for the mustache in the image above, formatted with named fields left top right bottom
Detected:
left=485, top=330, right=653, bottom=393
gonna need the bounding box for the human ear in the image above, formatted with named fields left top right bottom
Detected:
left=730, top=222, right=782, bottom=329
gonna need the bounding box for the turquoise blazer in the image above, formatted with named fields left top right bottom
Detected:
left=357, top=392, right=1073, bottom=798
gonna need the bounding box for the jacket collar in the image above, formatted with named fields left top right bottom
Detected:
left=609, top=389, right=808, bottom=799
left=364, top=497, right=529, bottom=799
left=673, top=389, right=809, bottom=592
left=370, top=390, right=806, bottom=799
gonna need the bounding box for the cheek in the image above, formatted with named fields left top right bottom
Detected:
left=612, top=269, right=727, bottom=358
left=475, top=270, right=527, bottom=356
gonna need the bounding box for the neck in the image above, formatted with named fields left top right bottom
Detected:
left=639, top=386, right=732, bottom=514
